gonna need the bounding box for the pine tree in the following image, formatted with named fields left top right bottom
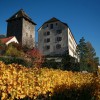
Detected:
left=76, top=37, right=88, bottom=71
left=86, top=42, right=99, bottom=72
left=76, top=37, right=99, bottom=72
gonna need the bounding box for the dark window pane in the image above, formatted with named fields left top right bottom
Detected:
left=47, top=31, right=50, bottom=35
left=56, top=44, right=61, bottom=49
left=50, top=24, right=53, bottom=29
left=47, top=38, right=50, bottom=42
left=56, top=37, right=62, bottom=41
left=56, top=30, right=62, bottom=34
left=45, top=45, right=50, bottom=50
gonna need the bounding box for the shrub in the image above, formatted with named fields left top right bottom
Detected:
left=5, top=44, right=23, bottom=57
left=0, top=61, right=99, bottom=100
left=0, top=56, right=30, bottom=67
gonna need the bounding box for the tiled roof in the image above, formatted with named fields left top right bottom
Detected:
left=44, top=17, right=60, bottom=24
left=38, top=17, right=69, bottom=30
left=6, top=9, right=36, bottom=25
left=1, top=36, right=14, bottom=43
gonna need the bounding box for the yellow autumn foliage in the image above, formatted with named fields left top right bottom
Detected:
left=0, top=61, right=100, bottom=100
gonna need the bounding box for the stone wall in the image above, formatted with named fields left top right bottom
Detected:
left=7, top=19, right=22, bottom=43
left=22, top=19, right=35, bottom=48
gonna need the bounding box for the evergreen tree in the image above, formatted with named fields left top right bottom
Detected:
left=76, top=37, right=99, bottom=72
left=76, top=37, right=88, bottom=71
left=86, top=42, right=99, bottom=72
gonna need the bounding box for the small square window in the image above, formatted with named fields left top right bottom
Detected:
left=44, top=45, right=50, bottom=50
left=56, top=37, right=62, bottom=42
left=56, top=44, right=61, bottom=49
left=30, top=35, right=32, bottom=38
left=47, top=38, right=50, bottom=42
left=44, top=38, right=50, bottom=43
left=56, top=30, right=62, bottom=34
left=47, top=31, right=50, bottom=35
left=50, top=24, right=53, bottom=29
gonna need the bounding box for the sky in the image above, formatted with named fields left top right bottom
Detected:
left=0, top=0, right=100, bottom=62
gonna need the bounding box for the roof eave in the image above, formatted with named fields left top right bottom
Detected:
left=6, top=17, right=36, bottom=25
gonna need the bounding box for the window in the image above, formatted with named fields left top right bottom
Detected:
left=47, top=31, right=50, bottom=35
left=44, top=31, right=50, bottom=36
left=56, top=37, right=62, bottom=42
left=56, top=23, right=58, bottom=26
left=56, top=44, right=61, bottom=49
left=30, top=35, right=32, bottom=38
left=50, top=24, right=53, bottom=29
left=44, top=45, right=50, bottom=50
left=56, top=30, right=62, bottom=34
left=47, top=38, right=50, bottom=42
left=47, top=24, right=48, bottom=27
left=44, top=38, right=50, bottom=43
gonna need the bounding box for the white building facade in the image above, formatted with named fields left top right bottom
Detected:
left=38, top=17, right=78, bottom=59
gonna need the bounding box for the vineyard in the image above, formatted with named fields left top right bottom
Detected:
left=0, top=61, right=100, bottom=100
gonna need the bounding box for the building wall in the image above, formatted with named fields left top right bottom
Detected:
left=38, top=21, right=68, bottom=55
left=22, top=19, right=35, bottom=48
left=6, top=36, right=19, bottom=45
left=7, top=18, right=35, bottom=48
left=7, top=19, right=22, bottom=43
left=68, top=28, right=77, bottom=58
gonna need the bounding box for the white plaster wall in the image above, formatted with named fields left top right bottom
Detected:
left=6, top=36, right=19, bottom=45
left=38, top=21, right=68, bottom=55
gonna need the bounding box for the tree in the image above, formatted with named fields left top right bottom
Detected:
left=26, top=48, right=44, bottom=68
left=86, top=42, right=99, bottom=72
left=5, top=44, right=23, bottom=57
left=76, top=37, right=99, bottom=72
left=61, top=50, right=80, bottom=71
left=0, top=40, right=6, bottom=55
left=76, top=37, right=89, bottom=71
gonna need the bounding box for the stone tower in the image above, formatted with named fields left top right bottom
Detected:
left=6, top=9, right=36, bottom=48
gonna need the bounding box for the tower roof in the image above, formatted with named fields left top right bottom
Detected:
left=6, top=9, right=36, bottom=25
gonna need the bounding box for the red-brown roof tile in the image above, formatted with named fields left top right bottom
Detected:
left=1, top=36, right=14, bottom=43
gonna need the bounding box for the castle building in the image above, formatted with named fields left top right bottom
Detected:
left=38, top=17, right=78, bottom=59
left=6, top=9, right=36, bottom=48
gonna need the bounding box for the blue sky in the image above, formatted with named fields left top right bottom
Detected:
left=0, top=0, right=100, bottom=62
